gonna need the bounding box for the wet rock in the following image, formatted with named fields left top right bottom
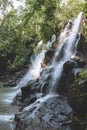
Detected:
left=70, top=51, right=86, bottom=67
left=40, top=68, right=53, bottom=94
left=56, top=60, right=82, bottom=95
left=63, top=60, right=77, bottom=74
left=44, top=49, right=55, bottom=65
left=3, top=80, right=17, bottom=87
left=12, top=92, right=22, bottom=106
left=12, top=33, right=87, bottom=130
left=21, top=79, right=40, bottom=100
left=62, top=57, right=86, bottom=92
left=21, top=85, right=32, bottom=100
left=13, top=66, right=54, bottom=109
left=55, top=43, right=66, bottom=62
left=14, top=95, right=72, bottom=130
left=20, top=95, right=37, bottom=111
left=41, top=82, right=49, bottom=94
left=57, top=72, right=74, bottom=95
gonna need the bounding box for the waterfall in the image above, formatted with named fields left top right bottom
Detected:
left=17, top=34, right=56, bottom=88
left=64, top=12, right=83, bottom=59
left=14, top=12, right=82, bottom=96
left=0, top=13, right=83, bottom=130
left=17, top=45, right=46, bottom=88
left=48, top=12, right=83, bottom=93
left=54, top=12, right=82, bottom=63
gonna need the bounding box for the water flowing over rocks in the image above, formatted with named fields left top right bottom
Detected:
left=12, top=13, right=87, bottom=130
left=14, top=95, right=72, bottom=130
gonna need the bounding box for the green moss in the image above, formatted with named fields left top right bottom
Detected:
left=75, top=69, right=87, bottom=83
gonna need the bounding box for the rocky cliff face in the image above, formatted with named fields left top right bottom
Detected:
left=14, top=34, right=87, bottom=130
left=14, top=95, right=72, bottom=130
left=67, top=75, right=87, bottom=130
left=67, top=34, right=87, bottom=130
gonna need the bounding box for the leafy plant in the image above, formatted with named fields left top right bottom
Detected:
left=0, top=0, right=86, bottom=74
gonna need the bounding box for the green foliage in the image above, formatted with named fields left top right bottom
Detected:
left=75, top=68, right=87, bottom=83
left=79, top=69, right=87, bottom=79
left=0, top=0, right=86, bottom=74
left=83, top=1, right=87, bottom=41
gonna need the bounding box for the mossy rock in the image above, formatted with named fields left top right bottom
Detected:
left=67, top=79, right=87, bottom=113
left=67, top=78, right=87, bottom=130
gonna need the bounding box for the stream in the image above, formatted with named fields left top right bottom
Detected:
left=0, top=85, right=19, bottom=130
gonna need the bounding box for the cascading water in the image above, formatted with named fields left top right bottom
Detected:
left=48, top=12, right=83, bottom=93
left=17, top=35, right=56, bottom=89
left=0, top=12, right=84, bottom=130
left=16, top=12, right=83, bottom=95
left=64, top=12, right=83, bottom=59
left=12, top=12, right=83, bottom=97
left=18, top=50, right=46, bottom=88
left=0, top=34, right=57, bottom=130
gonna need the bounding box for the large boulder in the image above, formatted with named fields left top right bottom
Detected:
left=14, top=95, right=72, bottom=130
left=67, top=79, right=87, bottom=113
left=67, top=76, right=87, bottom=130
left=63, top=60, right=77, bottom=74
left=13, top=65, right=55, bottom=110
left=55, top=60, right=77, bottom=95
left=21, top=80, right=39, bottom=100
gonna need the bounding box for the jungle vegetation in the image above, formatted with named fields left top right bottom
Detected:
left=0, top=0, right=86, bottom=74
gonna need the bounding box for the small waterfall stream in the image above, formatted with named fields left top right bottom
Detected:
left=49, top=12, right=83, bottom=92
left=17, top=35, right=56, bottom=89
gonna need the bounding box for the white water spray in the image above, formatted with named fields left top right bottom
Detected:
left=16, top=34, right=56, bottom=89
left=64, top=12, right=83, bottom=59
left=49, top=12, right=83, bottom=92
left=16, top=47, right=45, bottom=88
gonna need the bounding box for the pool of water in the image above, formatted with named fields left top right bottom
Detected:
left=0, top=86, right=19, bottom=130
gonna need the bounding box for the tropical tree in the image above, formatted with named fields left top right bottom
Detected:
left=83, top=1, right=87, bottom=41
left=0, top=0, right=86, bottom=74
